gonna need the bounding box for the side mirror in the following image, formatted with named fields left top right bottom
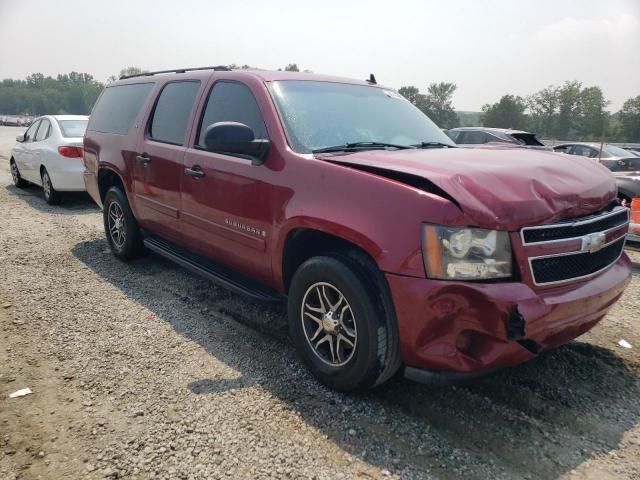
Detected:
left=203, top=122, right=269, bottom=165
left=15, top=134, right=25, bottom=143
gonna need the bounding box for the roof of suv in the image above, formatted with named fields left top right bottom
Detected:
left=114, top=68, right=384, bottom=88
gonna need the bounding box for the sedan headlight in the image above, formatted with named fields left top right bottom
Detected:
left=422, top=225, right=512, bottom=280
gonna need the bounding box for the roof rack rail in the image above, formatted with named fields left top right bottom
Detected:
left=119, top=65, right=231, bottom=80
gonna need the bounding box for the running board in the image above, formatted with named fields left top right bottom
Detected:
left=143, top=236, right=283, bottom=303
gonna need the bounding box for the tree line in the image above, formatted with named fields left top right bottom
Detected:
left=399, top=81, right=640, bottom=142
left=1, top=67, right=638, bottom=142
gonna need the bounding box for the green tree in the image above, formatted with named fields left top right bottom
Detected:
left=284, top=63, right=300, bottom=72
left=481, top=95, right=527, bottom=129
left=107, top=67, right=148, bottom=83
left=398, top=86, right=425, bottom=107
left=619, top=95, right=640, bottom=142
left=422, top=82, right=460, bottom=129
left=576, top=86, right=609, bottom=139
left=556, top=80, right=583, bottom=139
left=526, top=86, right=559, bottom=138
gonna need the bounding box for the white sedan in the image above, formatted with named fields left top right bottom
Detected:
left=10, top=115, right=89, bottom=204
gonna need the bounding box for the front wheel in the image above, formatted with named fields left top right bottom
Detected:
left=103, top=186, right=144, bottom=261
left=10, top=160, right=27, bottom=188
left=287, top=254, right=401, bottom=391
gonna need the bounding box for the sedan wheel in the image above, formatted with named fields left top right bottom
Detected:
left=10, top=161, right=27, bottom=188
left=41, top=169, right=59, bottom=204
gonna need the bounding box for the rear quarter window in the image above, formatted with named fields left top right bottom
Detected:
left=88, top=83, right=154, bottom=135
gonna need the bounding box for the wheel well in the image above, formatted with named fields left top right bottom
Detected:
left=98, top=168, right=125, bottom=203
left=282, top=229, right=378, bottom=292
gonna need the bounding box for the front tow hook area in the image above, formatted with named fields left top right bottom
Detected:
left=506, top=306, right=526, bottom=340
left=506, top=306, right=540, bottom=354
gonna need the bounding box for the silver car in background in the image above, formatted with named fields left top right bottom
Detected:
left=552, top=143, right=640, bottom=173
left=10, top=115, right=89, bottom=204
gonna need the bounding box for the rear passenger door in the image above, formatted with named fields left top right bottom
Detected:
left=180, top=80, right=274, bottom=284
left=133, top=80, right=202, bottom=242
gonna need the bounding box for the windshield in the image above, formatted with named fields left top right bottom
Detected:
left=604, top=145, right=634, bottom=157
left=58, top=119, right=88, bottom=137
left=269, top=81, right=455, bottom=153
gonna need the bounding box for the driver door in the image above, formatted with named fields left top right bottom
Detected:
left=180, top=80, right=274, bottom=284
left=14, top=120, right=41, bottom=182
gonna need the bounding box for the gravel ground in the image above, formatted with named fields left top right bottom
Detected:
left=0, top=125, right=639, bottom=480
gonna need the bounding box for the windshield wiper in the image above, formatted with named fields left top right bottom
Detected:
left=412, top=141, right=457, bottom=149
left=312, top=141, right=414, bottom=154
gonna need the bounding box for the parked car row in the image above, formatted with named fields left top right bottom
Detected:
left=1, top=116, right=33, bottom=127
left=7, top=68, right=635, bottom=391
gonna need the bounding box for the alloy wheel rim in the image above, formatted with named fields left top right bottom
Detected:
left=42, top=172, right=51, bottom=198
left=11, top=163, right=19, bottom=184
left=107, top=202, right=126, bottom=248
left=301, top=282, right=357, bottom=367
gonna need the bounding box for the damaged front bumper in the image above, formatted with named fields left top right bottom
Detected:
left=386, top=253, right=632, bottom=382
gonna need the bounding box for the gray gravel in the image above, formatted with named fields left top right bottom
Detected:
left=0, top=125, right=639, bottom=479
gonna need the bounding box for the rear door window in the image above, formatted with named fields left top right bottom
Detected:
left=88, top=83, right=154, bottom=135
left=197, top=81, right=268, bottom=147
left=35, top=119, right=51, bottom=141
left=148, top=81, right=201, bottom=145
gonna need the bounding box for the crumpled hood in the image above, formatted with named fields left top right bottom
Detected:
left=321, top=147, right=617, bottom=230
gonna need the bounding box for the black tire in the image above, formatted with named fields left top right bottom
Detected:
left=41, top=168, right=60, bottom=205
left=10, top=159, right=27, bottom=188
left=103, top=186, right=144, bottom=261
left=287, top=252, right=401, bottom=391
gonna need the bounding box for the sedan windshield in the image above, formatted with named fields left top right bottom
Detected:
left=58, top=119, right=88, bottom=138
left=269, top=81, right=455, bottom=153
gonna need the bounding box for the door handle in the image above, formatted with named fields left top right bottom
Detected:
left=184, top=167, right=205, bottom=179
left=136, top=154, right=151, bottom=165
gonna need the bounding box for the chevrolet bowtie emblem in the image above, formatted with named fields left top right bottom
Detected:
left=581, top=232, right=606, bottom=253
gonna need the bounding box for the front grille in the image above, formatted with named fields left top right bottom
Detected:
left=530, top=237, right=625, bottom=285
left=522, top=207, right=629, bottom=244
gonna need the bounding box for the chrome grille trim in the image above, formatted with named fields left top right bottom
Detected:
left=520, top=207, right=629, bottom=245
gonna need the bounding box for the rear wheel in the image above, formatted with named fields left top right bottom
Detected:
left=103, top=186, right=144, bottom=261
left=287, top=253, right=401, bottom=391
left=41, top=168, right=59, bottom=205
left=10, top=160, right=27, bottom=188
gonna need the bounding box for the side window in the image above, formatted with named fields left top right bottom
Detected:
left=198, top=81, right=267, bottom=147
left=461, top=131, right=485, bottom=144
left=35, top=119, right=51, bottom=141
left=554, top=145, right=571, bottom=153
left=445, top=130, right=459, bottom=142
left=88, top=83, right=154, bottom=135
left=24, top=120, right=40, bottom=142
left=148, top=81, right=200, bottom=145
left=572, top=145, right=597, bottom=158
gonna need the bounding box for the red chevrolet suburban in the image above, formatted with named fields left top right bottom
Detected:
left=83, top=67, right=632, bottom=391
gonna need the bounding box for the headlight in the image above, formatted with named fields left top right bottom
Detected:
left=422, top=225, right=512, bottom=280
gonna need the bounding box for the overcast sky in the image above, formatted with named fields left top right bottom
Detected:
left=0, top=0, right=638, bottom=111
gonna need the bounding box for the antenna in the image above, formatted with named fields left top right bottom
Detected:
left=367, top=73, right=377, bottom=85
